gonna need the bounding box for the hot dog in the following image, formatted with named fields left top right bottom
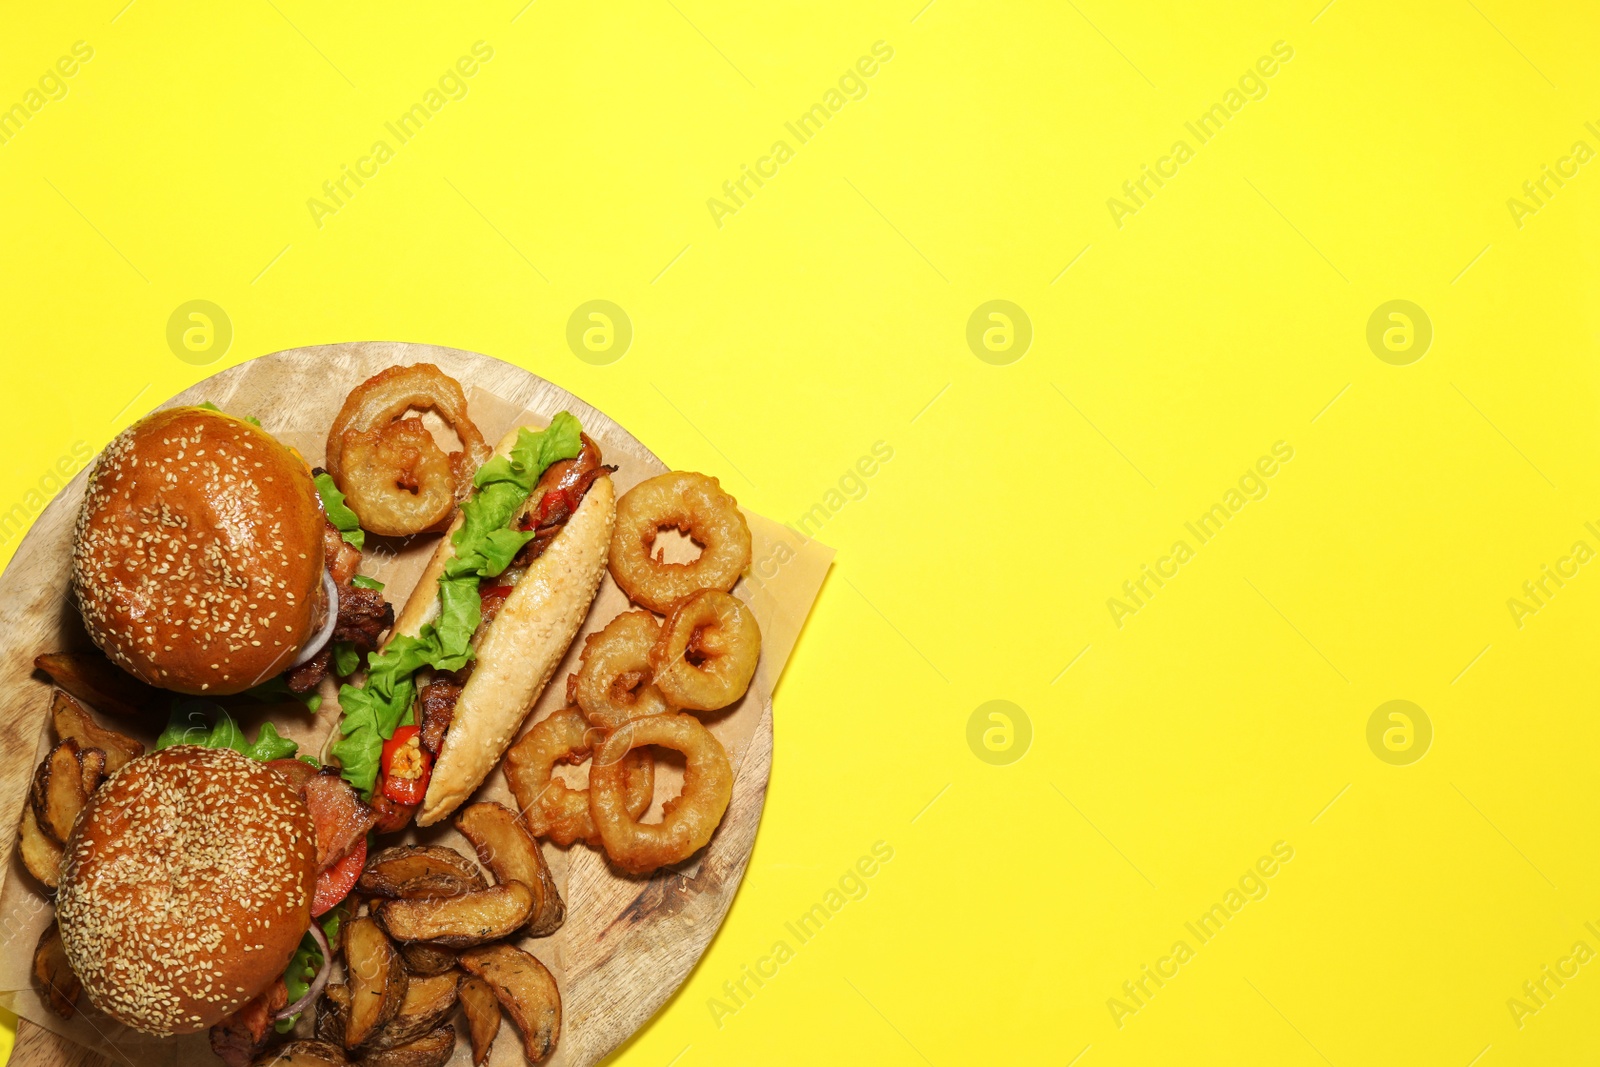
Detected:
left=399, top=426, right=614, bottom=826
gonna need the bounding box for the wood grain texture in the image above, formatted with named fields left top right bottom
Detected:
left=0, top=343, right=793, bottom=1067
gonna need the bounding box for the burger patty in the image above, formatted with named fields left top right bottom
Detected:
left=286, top=575, right=395, bottom=694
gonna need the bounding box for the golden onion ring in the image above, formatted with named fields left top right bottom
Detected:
left=326, top=363, right=490, bottom=536
left=589, top=713, right=732, bottom=876
left=572, top=611, right=674, bottom=730
left=650, top=590, right=761, bottom=712
left=504, top=708, right=653, bottom=848
left=608, top=472, right=751, bottom=614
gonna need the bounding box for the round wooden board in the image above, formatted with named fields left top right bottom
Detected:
left=0, top=343, right=777, bottom=1067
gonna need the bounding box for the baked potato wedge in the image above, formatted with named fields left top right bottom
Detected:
left=367, top=972, right=459, bottom=1051
left=360, top=846, right=486, bottom=898
left=316, top=984, right=352, bottom=1047
left=34, top=651, right=160, bottom=717
left=51, top=689, right=143, bottom=771
left=31, top=739, right=87, bottom=844
left=398, top=943, right=459, bottom=977
left=343, top=917, right=409, bottom=1048
left=457, top=975, right=501, bottom=1066
left=455, top=802, right=565, bottom=936
left=18, top=803, right=62, bottom=890
left=77, top=747, right=107, bottom=796
left=459, top=944, right=561, bottom=1064
left=374, top=883, right=534, bottom=948
left=387, top=873, right=486, bottom=900
left=253, top=1040, right=350, bottom=1066
left=32, top=922, right=80, bottom=1018
left=356, top=1025, right=455, bottom=1067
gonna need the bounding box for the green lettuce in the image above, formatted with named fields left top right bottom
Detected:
left=350, top=574, right=385, bottom=592
left=314, top=472, right=364, bottom=550
left=275, top=906, right=346, bottom=1033
left=154, top=704, right=300, bottom=761
left=331, top=414, right=583, bottom=796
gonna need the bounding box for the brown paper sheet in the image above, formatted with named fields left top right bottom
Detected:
left=0, top=385, right=832, bottom=1067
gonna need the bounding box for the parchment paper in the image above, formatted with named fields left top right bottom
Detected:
left=0, top=384, right=831, bottom=1067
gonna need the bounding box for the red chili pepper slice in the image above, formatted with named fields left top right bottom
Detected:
left=380, top=725, right=432, bottom=807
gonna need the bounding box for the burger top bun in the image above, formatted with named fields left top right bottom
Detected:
left=54, top=746, right=318, bottom=1036
left=71, top=406, right=327, bottom=695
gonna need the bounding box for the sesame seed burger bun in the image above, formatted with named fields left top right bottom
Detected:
left=71, top=406, right=328, bottom=695
left=55, top=746, right=318, bottom=1036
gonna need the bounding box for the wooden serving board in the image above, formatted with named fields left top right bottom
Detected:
left=0, top=344, right=826, bottom=1067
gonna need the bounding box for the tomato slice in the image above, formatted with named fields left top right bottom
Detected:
left=312, top=836, right=365, bottom=918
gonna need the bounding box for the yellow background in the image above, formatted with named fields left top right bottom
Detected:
left=2, top=1, right=1598, bottom=1064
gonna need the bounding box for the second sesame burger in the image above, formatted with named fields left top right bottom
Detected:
left=70, top=405, right=335, bottom=694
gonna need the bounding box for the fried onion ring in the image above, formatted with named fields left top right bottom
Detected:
left=608, top=472, right=752, bottom=613
left=572, top=611, right=674, bottom=730
left=590, top=713, right=732, bottom=876
left=504, top=708, right=653, bottom=848
left=650, top=591, right=761, bottom=712
left=326, top=363, right=491, bottom=536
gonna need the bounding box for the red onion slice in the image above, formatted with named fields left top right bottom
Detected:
left=291, top=570, right=340, bottom=668
left=274, top=920, right=332, bottom=1022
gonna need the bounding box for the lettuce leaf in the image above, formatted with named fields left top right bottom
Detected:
left=332, top=642, right=362, bottom=678
left=351, top=574, right=385, bottom=591
left=330, top=415, right=583, bottom=796
left=314, top=472, right=365, bottom=550
left=155, top=704, right=301, bottom=762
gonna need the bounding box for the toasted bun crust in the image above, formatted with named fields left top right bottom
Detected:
left=419, top=474, right=615, bottom=825
left=55, top=747, right=317, bottom=1036
left=71, top=407, right=327, bottom=695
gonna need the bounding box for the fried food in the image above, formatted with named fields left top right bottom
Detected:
left=255, top=1041, right=350, bottom=1066
left=360, top=846, right=487, bottom=899
left=398, top=944, right=459, bottom=977
left=343, top=917, right=409, bottom=1048
left=590, top=713, right=732, bottom=875
left=374, top=883, right=535, bottom=948
left=316, top=984, right=351, bottom=1047
left=31, top=739, right=87, bottom=844
left=608, top=472, right=752, bottom=613
left=455, top=802, right=565, bottom=936
left=51, top=689, right=143, bottom=771
left=356, top=1026, right=456, bottom=1067
left=504, top=708, right=653, bottom=848
left=457, top=975, right=501, bottom=1066
left=327, top=364, right=490, bottom=537
left=33, top=922, right=80, bottom=1018
left=33, top=651, right=160, bottom=717
left=18, top=804, right=62, bottom=889
left=571, top=611, right=673, bottom=730
left=367, top=972, right=459, bottom=1051
left=650, top=590, right=761, bottom=712
left=459, top=944, right=561, bottom=1064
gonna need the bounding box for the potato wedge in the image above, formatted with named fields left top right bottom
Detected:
left=457, top=975, right=501, bottom=1066
left=366, top=972, right=458, bottom=1051
left=77, top=747, right=107, bottom=796
left=32, top=922, right=80, bottom=1019
left=360, top=846, right=486, bottom=899
left=344, top=917, right=409, bottom=1048
left=32, top=740, right=87, bottom=844
left=34, top=651, right=159, bottom=717
left=398, top=943, right=459, bottom=978
left=18, top=803, right=61, bottom=890
left=356, top=1025, right=455, bottom=1067
left=388, top=873, right=486, bottom=900
left=459, top=945, right=560, bottom=1064
left=52, top=689, right=143, bottom=771
left=455, top=802, right=565, bottom=937
left=374, top=883, right=534, bottom=948
left=252, top=1040, right=350, bottom=1066
left=317, top=984, right=351, bottom=1047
